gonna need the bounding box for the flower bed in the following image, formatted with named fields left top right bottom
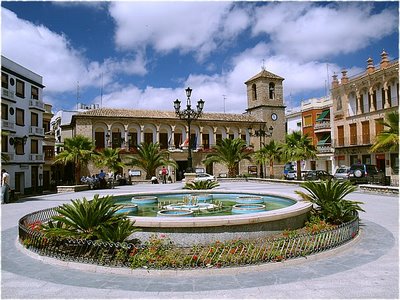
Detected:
left=19, top=207, right=359, bottom=269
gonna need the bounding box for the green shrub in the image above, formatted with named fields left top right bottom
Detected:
left=183, top=180, right=220, bottom=190
left=296, top=180, right=364, bottom=224
left=41, top=194, right=139, bottom=242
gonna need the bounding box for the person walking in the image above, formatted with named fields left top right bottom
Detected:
left=161, top=166, right=168, bottom=184
left=1, top=169, right=10, bottom=204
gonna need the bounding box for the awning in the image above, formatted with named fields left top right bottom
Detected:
left=316, top=109, right=330, bottom=122
left=317, top=135, right=331, bottom=146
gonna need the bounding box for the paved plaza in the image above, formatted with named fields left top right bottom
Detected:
left=1, top=181, right=399, bottom=299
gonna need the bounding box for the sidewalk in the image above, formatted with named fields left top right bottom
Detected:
left=1, top=182, right=399, bottom=299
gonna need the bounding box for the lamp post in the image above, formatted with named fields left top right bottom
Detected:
left=248, top=124, right=273, bottom=178
left=174, top=87, right=204, bottom=173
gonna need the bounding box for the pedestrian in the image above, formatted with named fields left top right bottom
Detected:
left=161, top=166, right=168, bottom=184
left=98, top=169, right=106, bottom=188
left=1, top=169, right=10, bottom=204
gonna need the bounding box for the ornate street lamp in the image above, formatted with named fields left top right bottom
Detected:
left=174, top=87, right=204, bottom=173
left=248, top=124, right=273, bottom=178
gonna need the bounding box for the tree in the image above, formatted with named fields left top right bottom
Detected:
left=93, top=147, right=125, bottom=177
left=203, top=138, right=252, bottom=178
left=370, top=111, right=399, bottom=153
left=254, top=140, right=281, bottom=179
left=295, top=180, right=363, bottom=224
left=279, top=131, right=317, bottom=180
left=54, top=135, right=94, bottom=184
left=126, top=142, right=177, bottom=180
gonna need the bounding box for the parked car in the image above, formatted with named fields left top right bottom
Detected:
left=348, top=164, right=384, bottom=184
left=285, top=170, right=297, bottom=180
left=334, top=166, right=350, bottom=181
left=182, top=173, right=216, bottom=183
left=304, top=170, right=333, bottom=181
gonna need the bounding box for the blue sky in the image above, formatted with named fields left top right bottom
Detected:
left=1, top=1, right=398, bottom=113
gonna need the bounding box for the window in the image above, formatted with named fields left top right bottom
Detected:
left=216, top=134, right=222, bottom=144
left=43, top=120, right=50, bottom=132
left=15, top=140, right=24, bottom=155
left=95, top=131, right=105, bottom=150
left=303, top=115, right=312, bottom=127
left=360, top=94, right=364, bottom=113
left=31, top=86, right=39, bottom=100
left=349, top=123, right=357, bottom=145
left=159, top=132, right=168, bottom=149
left=269, top=83, right=275, bottom=99
left=202, top=133, right=210, bottom=149
left=337, top=126, right=344, bottom=146
left=1, top=103, right=8, bottom=120
left=112, top=132, right=122, bottom=148
left=252, top=84, right=257, bottom=100
left=16, top=79, right=25, bottom=98
left=174, top=133, right=182, bottom=149
left=391, top=153, right=399, bottom=174
left=16, top=108, right=24, bottom=126
left=31, top=112, right=38, bottom=127
left=229, top=134, right=234, bottom=139
left=1, top=72, right=8, bottom=89
left=1, top=135, right=8, bottom=153
left=144, top=132, right=153, bottom=144
left=44, top=146, right=54, bottom=160
left=31, top=139, right=39, bottom=154
left=361, top=121, right=370, bottom=144
left=375, top=119, right=384, bottom=136
left=128, top=132, right=138, bottom=149
left=241, top=134, right=246, bottom=141
left=336, top=97, right=342, bottom=110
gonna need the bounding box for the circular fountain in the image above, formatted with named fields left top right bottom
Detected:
left=231, top=203, right=266, bottom=214
left=157, top=209, right=194, bottom=217
left=116, top=204, right=138, bottom=214
left=235, top=196, right=264, bottom=204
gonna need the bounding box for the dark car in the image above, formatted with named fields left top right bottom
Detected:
left=348, top=164, right=384, bottom=184
left=304, top=170, right=334, bottom=181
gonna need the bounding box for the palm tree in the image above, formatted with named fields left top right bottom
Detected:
left=254, top=140, right=281, bottom=179
left=126, top=142, right=177, bottom=180
left=93, top=147, right=125, bottom=177
left=370, top=111, right=399, bottom=153
left=203, top=138, right=252, bottom=178
left=280, top=131, right=317, bottom=180
left=54, top=135, right=94, bottom=184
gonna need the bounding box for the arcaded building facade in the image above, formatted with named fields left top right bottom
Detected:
left=68, top=69, right=287, bottom=181
left=331, top=51, right=399, bottom=185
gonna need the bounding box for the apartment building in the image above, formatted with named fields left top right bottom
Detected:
left=301, top=97, right=333, bottom=172
left=331, top=50, right=399, bottom=185
left=1, top=56, right=50, bottom=195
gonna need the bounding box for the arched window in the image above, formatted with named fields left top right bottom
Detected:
left=252, top=84, right=257, bottom=100
left=269, top=83, right=275, bottom=99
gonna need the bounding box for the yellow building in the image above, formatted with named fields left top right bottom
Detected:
left=331, top=51, right=399, bottom=185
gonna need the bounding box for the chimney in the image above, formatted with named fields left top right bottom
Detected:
left=332, top=73, right=339, bottom=88
left=366, top=57, right=375, bottom=74
left=341, top=70, right=348, bottom=84
left=380, top=50, right=389, bottom=69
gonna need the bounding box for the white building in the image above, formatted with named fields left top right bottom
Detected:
left=1, top=56, right=47, bottom=196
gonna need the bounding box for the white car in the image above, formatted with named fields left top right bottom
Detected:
left=285, top=170, right=296, bottom=180
left=182, top=173, right=216, bottom=183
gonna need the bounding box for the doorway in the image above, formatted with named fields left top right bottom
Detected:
left=376, top=155, right=385, bottom=172
left=176, top=161, right=188, bottom=181
left=31, top=166, right=38, bottom=193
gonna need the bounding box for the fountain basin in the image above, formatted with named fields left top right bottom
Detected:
left=192, top=194, right=213, bottom=202
left=116, top=204, right=138, bottom=214
left=236, top=196, right=264, bottom=204
left=157, top=209, right=194, bottom=217
left=131, top=196, right=158, bottom=205
left=232, top=203, right=266, bottom=214
left=163, top=202, right=217, bottom=212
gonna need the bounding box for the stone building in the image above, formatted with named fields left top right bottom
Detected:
left=331, top=50, right=399, bottom=185
left=66, top=69, right=286, bottom=181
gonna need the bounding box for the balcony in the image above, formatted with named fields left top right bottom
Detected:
left=29, top=154, right=44, bottom=161
left=1, top=120, right=15, bottom=131
left=314, top=121, right=331, bottom=131
left=2, top=152, right=14, bottom=161
left=29, top=126, right=45, bottom=136
left=2, top=88, right=15, bottom=100
left=317, top=145, right=333, bottom=153
left=29, top=99, right=45, bottom=111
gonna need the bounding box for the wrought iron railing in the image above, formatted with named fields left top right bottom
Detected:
left=19, top=207, right=359, bottom=269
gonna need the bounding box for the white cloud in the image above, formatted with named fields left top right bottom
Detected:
left=109, top=2, right=250, bottom=61
left=253, top=2, right=398, bottom=61
left=1, top=8, right=147, bottom=94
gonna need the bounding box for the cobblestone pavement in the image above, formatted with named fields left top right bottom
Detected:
left=1, top=181, right=398, bottom=299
